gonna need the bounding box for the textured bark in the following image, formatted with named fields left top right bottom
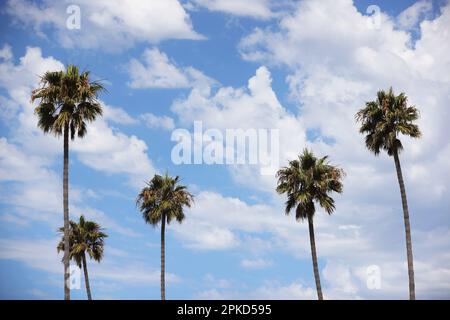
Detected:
left=393, top=150, right=416, bottom=300
left=63, top=124, right=70, bottom=300
left=308, top=216, right=323, bottom=300
left=82, top=253, right=92, bottom=300
left=161, top=212, right=166, bottom=300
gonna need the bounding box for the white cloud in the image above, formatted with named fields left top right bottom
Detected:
left=196, top=279, right=317, bottom=300
left=103, top=105, right=137, bottom=125
left=179, top=189, right=450, bottom=298
left=5, top=0, right=203, bottom=51
left=253, top=280, right=317, bottom=299
left=0, top=238, right=178, bottom=286
left=171, top=65, right=307, bottom=191
left=237, top=0, right=450, bottom=197
left=70, top=206, right=140, bottom=238
left=0, top=44, right=13, bottom=61
left=0, top=137, right=54, bottom=183
left=127, top=48, right=215, bottom=89
left=72, top=118, right=156, bottom=188
left=397, top=0, right=433, bottom=30
left=204, top=274, right=231, bottom=289
left=322, top=262, right=360, bottom=299
left=241, top=258, right=273, bottom=269
left=0, top=238, right=60, bottom=274
left=189, top=0, right=275, bottom=19
left=0, top=137, right=63, bottom=222
left=0, top=46, right=157, bottom=188
left=140, top=113, right=175, bottom=131
left=0, top=138, right=142, bottom=237
left=172, top=191, right=286, bottom=250
left=127, top=48, right=190, bottom=88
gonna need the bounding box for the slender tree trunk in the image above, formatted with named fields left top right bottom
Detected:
left=308, top=215, right=323, bottom=300
left=161, top=212, right=166, bottom=300
left=63, top=124, right=70, bottom=300
left=82, top=253, right=92, bottom=300
left=393, top=150, right=415, bottom=300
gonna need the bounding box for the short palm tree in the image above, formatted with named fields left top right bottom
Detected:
left=31, top=65, right=104, bottom=300
left=356, top=88, right=421, bottom=300
left=57, top=215, right=107, bottom=300
left=136, top=173, right=194, bottom=300
left=276, top=149, right=344, bottom=300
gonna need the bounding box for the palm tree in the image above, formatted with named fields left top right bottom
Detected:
left=31, top=65, right=104, bottom=299
left=57, top=215, right=107, bottom=300
left=136, top=173, right=194, bottom=300
left=276, top=149, right=344, bottom=300
left=356, top=88, right=421, bottom=300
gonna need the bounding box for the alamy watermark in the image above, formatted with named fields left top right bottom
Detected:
left=170, top=121, right=280, bottom=176
left=67, top=264, right=81, bottom=290
left=366, top=265, right=381, bottom=290
left=66, top=5, right=81, bottom=30
left=366, top=5, right=381, bottom=30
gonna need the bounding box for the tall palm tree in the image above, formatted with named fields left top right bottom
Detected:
left=31, top=65, right=104, bottom=299
left=276, top=149, right=344, bottom=300
left=136, top=173, right=194, bottom=300
left=356, top=88, right=421, bottom=300
left=57, top=215, right=107, bottom=300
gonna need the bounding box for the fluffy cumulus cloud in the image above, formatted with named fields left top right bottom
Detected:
left=165, top=0, right=450, bottom=298
left=139, top=113, right=175, bottom=131
left=171, top=65, right=307, bottom=190
left=72, top=118, right=156, bottom=188
left=5, top=0, right=203, bottom=51
left=396, top=0, right=434, bottom=30
left=127, top=48, right=214, bottom=89
left=196, top=278, right=317, bottom=300
left=237, top=0, right=450, bottom=200
left=188, top=0, right=275, bottom=20
left=172, top=191, right=291, bottom=251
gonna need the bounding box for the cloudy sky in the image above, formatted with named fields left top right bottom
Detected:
left=0, top=0, right=449, bottom=299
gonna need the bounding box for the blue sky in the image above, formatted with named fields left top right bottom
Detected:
left=0, top=0, right=449, bottom=299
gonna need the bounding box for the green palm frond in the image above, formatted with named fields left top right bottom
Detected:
left=356, top=88, right=421, bottom=156
left=136, top=173, right=194, bottom=226
left=57, top=215, right=107, bottom=265
left=32, top=64, right=105, bottom=139
left=276, top=149, right=344, bottom=222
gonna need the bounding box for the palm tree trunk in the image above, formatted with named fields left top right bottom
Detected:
left=161, top=211, right=166, bottom=300
left=82, top=253, right=92, bottom=300
left=308, top=215, right=323, bottom=300
left=63, top=124, right=70, bottom=300
left=393, top=150, right=415, bottom=300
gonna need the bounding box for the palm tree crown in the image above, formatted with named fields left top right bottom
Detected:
left=136, top=173, right=194, bottom=226
left=31, top=64, right=104, bottom=139
left=355, top=87, right=421, bottom=156
left=276, top=149, right=344, bottom=220
left=57, top=215, right=107, bottom=267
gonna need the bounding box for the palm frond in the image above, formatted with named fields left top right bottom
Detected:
left=276, top=149, right=344, bottom=223
left=356, top=88, right=421, bottom=156
left=136, top=173, right=194, bottom=227
left=32, top=65, right=104, bottom=139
